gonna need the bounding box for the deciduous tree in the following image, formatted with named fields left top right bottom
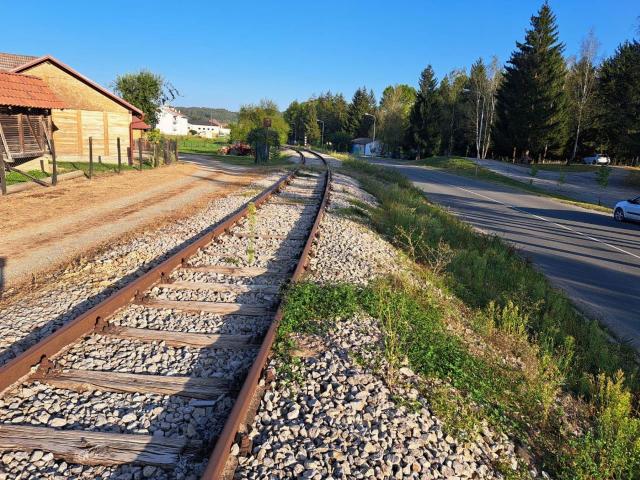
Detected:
left=231, top=99, right=289, bottom=145
left=378, top=84, right=416, bottom=156
left=567, top=30, right=600, bottom=163
left=438, top=69, right=468, bottom=156
left=113, top=70, right=178, bottom=128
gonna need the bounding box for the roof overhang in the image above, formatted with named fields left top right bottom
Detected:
left=11, top=55, right=143, bottom=116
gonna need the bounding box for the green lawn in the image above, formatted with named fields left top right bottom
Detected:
left=176, top=136, right=228, bottom=155
left=56, top=161, right=154, bottom=175
left=5, top=169, right=50, bottom=186
left=417, top=156, right=612, bottom=213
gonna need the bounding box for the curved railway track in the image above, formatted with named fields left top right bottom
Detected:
left=0, top=150, right=329, bottom=479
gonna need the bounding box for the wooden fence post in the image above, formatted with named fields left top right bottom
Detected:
left=51, top=138, right=58, bottom=186
left=154, top=143, right=159, bottom=168
left=174, top=140, right=178, bottom=163
left=138, top=138, right=143, bottom=171
left=89, top=137, right=93, bottom=179
left=117, top=138, right=122, bottom=173
left=0, top=151, right=6, bottom=195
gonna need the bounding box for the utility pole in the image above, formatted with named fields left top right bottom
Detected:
left=317, top=119, right=325, bottom=148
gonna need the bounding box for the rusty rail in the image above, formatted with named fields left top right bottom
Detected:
left=0, top=170, right=297, bottom=394
left=201, top=150, right=329, bottom=479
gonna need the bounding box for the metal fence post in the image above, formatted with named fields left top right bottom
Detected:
left=117, top=138, right=122, bottom=173
left=0, top=151, right=6, bottom=195
left=51, top=138, right=58, bottom=186
left=89, top=137, right=93, bottom=179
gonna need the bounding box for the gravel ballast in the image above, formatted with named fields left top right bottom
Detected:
left=233, top=172, right=528, bottom=479
left=0, top=173, right=284, bottom=368
left=0, top=169, right=326, bottom=479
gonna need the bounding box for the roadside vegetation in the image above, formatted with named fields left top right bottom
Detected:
left=418, top=156, right=613, bottom=213
left=277, top=160, right=640, bottom=478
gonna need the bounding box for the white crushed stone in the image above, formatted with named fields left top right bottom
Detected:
left=307, top=173, right=399, bottom=285
left=0, top=173, right=285, bottom=367
left=234, top=172, right=530, bottom=480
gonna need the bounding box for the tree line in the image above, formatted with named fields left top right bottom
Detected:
left=282, top=3, right=640, bottom=165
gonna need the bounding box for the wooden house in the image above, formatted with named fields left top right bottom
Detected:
left=0, top=53, right=149, bottom=164
left=0, top=71, right=65, bottom=170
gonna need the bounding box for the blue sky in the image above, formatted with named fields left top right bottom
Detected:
left=1, top=1, right=638, bottom=111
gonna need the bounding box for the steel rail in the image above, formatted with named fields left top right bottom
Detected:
left=284, top=145, right=305, bottom=165
left=201, top=151, right=329, bottom=480
left=0, top=170, right=298, bottom=395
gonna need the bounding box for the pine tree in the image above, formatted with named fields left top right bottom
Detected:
left=408, top=66, right=442, bottom=158
left=596, top=40, right=640, bottom=163
left=346, top=87, right=376, bottom=138
left=494, top=2, right=568, bottom=162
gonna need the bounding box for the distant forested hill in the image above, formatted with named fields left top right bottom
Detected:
left=175, top=107, right=238, bottom=125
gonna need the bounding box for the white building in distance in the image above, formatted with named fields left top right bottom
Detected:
left=156, top=106, right=189, bottom=136
left=189, top=119, right=231, bottom=138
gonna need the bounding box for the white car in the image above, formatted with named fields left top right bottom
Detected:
left=614, top=196, right=640, bottom=222
left=583, top=154, right=611, bottom=165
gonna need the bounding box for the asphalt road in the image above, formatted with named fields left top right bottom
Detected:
left=374, top=160, right=640, bottom=347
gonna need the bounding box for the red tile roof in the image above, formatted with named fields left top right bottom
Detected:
left=131, top=117, right=151, bottom=130
left=0, top=53, right=37, bottom=72
left=0, top=72, right=66, bottom=109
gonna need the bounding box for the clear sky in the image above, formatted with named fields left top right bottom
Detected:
left=1, top=1, right=638, bottom=111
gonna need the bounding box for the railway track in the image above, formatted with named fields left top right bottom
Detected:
left=0, top=150, right=329, bottom=479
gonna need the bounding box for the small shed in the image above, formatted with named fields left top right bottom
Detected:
left=351, top=137, right=381, bottom=157
left=0, top=71, right=65, bottom=167
left=3, top=54, right=146, bottom=164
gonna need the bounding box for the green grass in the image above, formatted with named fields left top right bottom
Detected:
left=175, top=136, right=228, bottom=155
left=56, top=161, right=154, bottom=176
left=327, top=158, right=640, bottom=479
left=416, top=156, right=612, bottom=213
left=535, top=163, right=598, bottom=172
left=187, top=152, right=295, bottom=168
left=5, top=169, right=50, bottom=186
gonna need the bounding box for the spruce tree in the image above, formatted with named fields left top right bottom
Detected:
left=347, top=87, right=376, bottom=138
left=494, top=2, right=568, bottom=161
left=596, top=40, right=640, bottom=163
left=408, top=65, right=442, bottom=158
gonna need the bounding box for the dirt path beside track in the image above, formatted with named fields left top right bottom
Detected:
left=0, top=161, right=259, bottom=292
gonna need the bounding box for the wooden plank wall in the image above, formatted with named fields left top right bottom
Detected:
left=52, top=109, right=131, bottom=161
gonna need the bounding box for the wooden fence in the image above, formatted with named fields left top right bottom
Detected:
left=0, top=137, right=180, bottom=195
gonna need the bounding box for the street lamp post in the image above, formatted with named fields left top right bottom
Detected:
left=317, top=119, right=325, bottom=148
left=364, top=113, right=376, bottom=156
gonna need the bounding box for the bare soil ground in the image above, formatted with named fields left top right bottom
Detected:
left=0, top=161, right=260, bottom=292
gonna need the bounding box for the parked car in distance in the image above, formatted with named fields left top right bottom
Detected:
left=583, top=153, right=611, bottom=165
left=614, top=196, right=640, bottom=222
